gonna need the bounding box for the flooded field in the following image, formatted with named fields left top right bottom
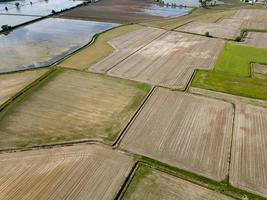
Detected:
left=162, top=0, right=199, bottom=7
left=142, top=4, right=191, bottom=18
left=0, top=18, right=118, bottom=73
left=0, top=0, right=85, bottom=29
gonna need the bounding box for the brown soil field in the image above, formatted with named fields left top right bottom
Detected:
left=176, top=19, right=243, bottom=39
left=230, top=103, right=267, bottom=198
left=0, top=144, right=134, bottom=200
left=0, top=69, right=149, bottom=148
left=233, top=9, right=267, bottom=22
left=107, top=32, right=224, bottom=90
left=189, top=87, right=267, bottom=108
left=252, top=63, right=267, bottom=75
left=120, top=87, right=233, bottom=181
left=89, top=27, right=165, bottom=73
left=60, top=0, right=164, bottom=23
left=58, top=24, right=142, bottom=70
left=0, top=69, right=48, bottom=107
left=123, top=166, right=234, bottom=200
left=245, top=32, right=267, bottom=48
left=242, top=21, right=267, bottom=30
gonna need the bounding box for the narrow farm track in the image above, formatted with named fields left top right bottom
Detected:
left=230, top=103, right=267, bottom=198
left=0, top=144, right=134, bottom=200
left=120, top=87, right=234, bottom=181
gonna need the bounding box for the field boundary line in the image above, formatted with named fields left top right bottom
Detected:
left=184, top=69, right=198, bottom=92
left=105, top=31, right=168, bottom=73
left=227, top=103, right=236, bottom=184
left=0, top=68, right=56, bottom=114
left=113, top=162, right=139, bottom=200
left=112, top=86, right=157, bottom=148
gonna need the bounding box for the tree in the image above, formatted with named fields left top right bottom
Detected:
left=15, top=2, right=20, bottom=7
left=199, top=0, right=212, bottom=8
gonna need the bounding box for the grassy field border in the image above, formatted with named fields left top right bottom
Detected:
left=114, top=157, right=267, bottom=200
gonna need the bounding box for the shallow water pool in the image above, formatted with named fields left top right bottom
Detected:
left=0, top=18, right=119, bottom=73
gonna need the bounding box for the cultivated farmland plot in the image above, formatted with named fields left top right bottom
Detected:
left=242, top=21, right=267, bottom=30
left=176, top=19, right=243, bottom=39
left=123, top=166, right=234, bottom=200
left=0, top=69, right=48, bottom=107
left=0, top=144, right=134, bottom=200
left=233, top=9, right=267, bottom=22
left=89, top=27, right=165, bottom=73
left=107, top=32, right=225, bottom=90
left=245, top=32, right=267, bottom=49
left=230, top=103, right=267, bottom=198
left=0, top=69, right=149, bottom=148
left=120, top=87, right=233, bottom=181
left=252, top=63, right=267, bottom=75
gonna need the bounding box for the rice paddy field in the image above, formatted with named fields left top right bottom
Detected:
left=245, top=32, right=267, bottom=48
left=230, top=103, right=267, bottom=198
left=120, top=87, right=233, bottom=181
left=0, top=144, right=134, bottom=200
left=103, top=31, right=224, bottom=90
left=0, top=69, right=48, bottom=107
left=0, top=69, right=150, bottom=148
left=121, top=165, right=234, bottom=200
left=0, top=2, right=267, bottom=199
left=176, top=19, right=243, bottom=39
left=0, top=18, right=118, bottom=73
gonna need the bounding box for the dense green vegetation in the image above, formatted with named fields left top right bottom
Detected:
left=192, top=43, right=267, bottom=100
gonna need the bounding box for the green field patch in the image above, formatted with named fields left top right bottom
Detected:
left=192, top=43, right=267, bottom=100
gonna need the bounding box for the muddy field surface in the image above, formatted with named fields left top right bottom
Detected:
left=242, top=21, right=267, bottom=30
left=61, top=0, right=165, bottom=23
left=123, top=167, right=234, bottom=200
left=0, top=69, right=48, bottom=107
left=106, top=31, right=224, bottom=90
left=89, top=27, right=165, bottom=73
left=233, top=9, right=267, bottom=22
left=253, top=63, right=267, bottom=75
left=0, top=144, right=133, bottom=200
left=0, top=70, right=149, bottom=148
left=245, top=32, right=267, bottom=48
left=120, top=87, right=233, bottom=181
left=176, top=19, right=242, bottom=39
left=230, top=103, right=267, bottom=198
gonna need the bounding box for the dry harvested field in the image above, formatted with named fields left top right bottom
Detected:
left=242, top=21, right=267, bottom=30
left=253, top=63, right=267, bottom=75
left=0, top=69, right=149, bottom=148
left=233, top=9, right=267, bottom=22
left=230, top=103, right=267, bottom=198
left=61, top=0, right=164, bottom=23
left=120, top=87, right=233, bottom=181
left=0, top=69, right=48, bottom=107
left=0, top=144, right=133, bottom=200
left=123, top=166, right=234, bottom=200
left=106, top=31, right=224, bottom=90
left=245, top=32, right=267, bottom=48
left=176, top=19, right=243, bottom=39
left=89, top=27, right=165, bottom=73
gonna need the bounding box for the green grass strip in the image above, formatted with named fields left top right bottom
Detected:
left=192, top=70, right=267, bottom=100
left=213, top=43, right=267, bottom=75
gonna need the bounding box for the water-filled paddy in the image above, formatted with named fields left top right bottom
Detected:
left=0, top=14, right=38, bottom=28
left=143, top=4, right=192, bottom=18
left=0, top=18, right=119, bottom=73
left=162, top=0, right=199, bottom=7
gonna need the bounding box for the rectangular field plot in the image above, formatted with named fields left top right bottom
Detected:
left=122, top=165, right=233, bottom=200
left=245, top=32, right=267, bottom=49
left=0, top=144, right=133, bottom=200
left=0, top=69, right=48, bottom=107
left=89, top=27, right=165, bottom=73
left=230, top=104, right=267, bottom=198
left=233, top=9, right=267, bottom=22
left=120, top=87, right=233, bottom=181
left=107, top=32, right=224, bottom=90
left=253, top=63, right=267, bottom=75
left=0, top=70, right=150, bottom=148
left=176, top=19, right=242, bottom=39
